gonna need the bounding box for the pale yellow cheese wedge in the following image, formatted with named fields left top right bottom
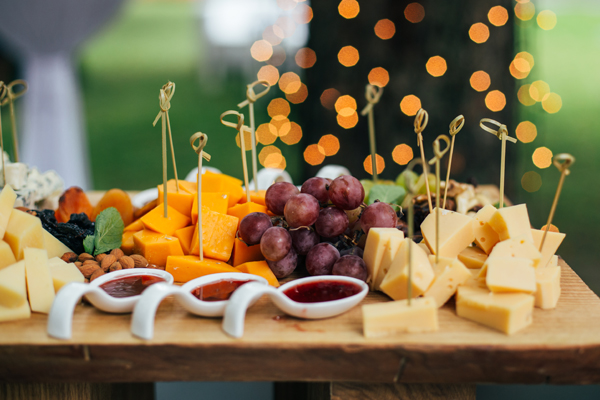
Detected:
left=24, top=248, right=55, bottom=314
left=530, top=229, right=565, bottom=268
left=0, top=261, right=30, bottom=322
left=43, top=230, right=73, bottom=259
left=379, top=239, right=434, bottom=300
left=458, top=246, right=488, bottom=269
left=362, top=297, right=438, bottom=337
left=5, top=209, right=45, bottom=260
left=363, top=228, right=404, bottom=290
left=535, top=265, right=561, bottom=309
left=461, top=268, right=487, bottom=289
left=0, top=185, right=17, bottom=240
left=0, top=240, right=17, bottom=270
left=48, top=257, right=85, bottom=292
left=417, top=242, right=431, bottom=255
left=456, top=285, right=534, bottom=335
left=424, top=256, right=472, bottom=307
left=488, top=235, right=541, bottom=268
left=548, top=255, right=558, bottom=267
left=488, top=204, right=533, bottom=243
left=421, top=208, right=474, bottom=259
left=0, top=260, right=27, bottom=308
left=473, top=204, right=500, bottom=254
left=373, top=235, right=405, bottom=290
left=485, top=257, right=536, bottom=294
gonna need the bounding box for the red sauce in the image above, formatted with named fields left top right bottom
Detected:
left=191, top=279, right=253, bottom=302
left=283, top=280, right=363, bottom=303
left=99, top=275, right=166, bottom=298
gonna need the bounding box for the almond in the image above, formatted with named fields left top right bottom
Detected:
left=75, top=262, right=82, bottom=268
left=101, top=255, right=117, bottom=272
left=130, top=255, right=149, bottom=269
left=78, top=253, right=94, bottom=262
left=109, top=262, right=122, bottom=272
left=110, top=248, right=125, bottom=260
left=90, top=269, right=105, bottom=282
left=78, top=264, right=100, bottom=279
left=61, top=252, right=78, bottom=263
left=96, top=254, right=107, bottom=263
left=119, top=256, right=134, bottom=269
left=83, top=260, right=99, bottom=268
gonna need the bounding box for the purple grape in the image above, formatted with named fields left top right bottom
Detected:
left=315, top=207, right=349, bottom=238
left=267, top=248, right=298, bottom=278
left=265, top=182, right=299, bottom=215
left=260, top=227, right=292, bottom=262
left=328, top=175, right=365, bottom=210
left=360, top=202, right=398, bottom=234
left=301, top=177, right=330, bottom=204
left=290, top=228, right=319, bottom=256
left=340, top=247, right=364, bottom=258
left=239, top=212, right=273, bottom=245
left=284, top=193, right=320, bottom=228
left=306, top=243, right=340, bottom=276
left=332, top=255, right=368, bottom=282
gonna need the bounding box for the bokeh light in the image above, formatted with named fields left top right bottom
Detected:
left=267, top=46, right=286, bottom=67
left=374, top=19, right=395, bottom=40
left=364, top=154, right=385, bottom=175
left=392, top=144, right=414, bottom=165
left=274, top=16, right=296, bottom=38
left=521, top=171, right=542, bottom=193
left=263, top=26, right=283, bottom=46
left=516, top=121, right=537, bottom=143
left=426, top=56, right=447, bottom=77
left=515, top=51, right=534, bottom=70
left=293, top=4, right=313, bottom=24
left=259, top=146, right=282, bottom=166
left=338, top=46, right=359, bottom=67
left=279, top=72, right=301, bottom=94
left=509, top=60, right=530, bottom=79
left=533, top=147, right=553, bottom=169
left=334, top=95, right=357, bottom=114
left=318, top=134, right=340, bottom=156
left=517, top=84, right=536, bottom=106
left=250, top=40, right=273, bottom=62
left=537, top=10, right=557, bottom=30
left=286, top=83, right=308, bottom=104
left=469, top=23, right=490, bottom=44
left=267, top=98, right=291, bottom=119
left=368, top=67, right=390, bottom=87
left=270, top=118, right=291, bottom=137
left=336, top=112, right=359, bottom=129
left=515, top=2, right=535, bottom=21
left=488, top=6, right=509, bottom=26
left=542, top=93, right=562, bottom=114
left=280, top=122, right=302, bottom=145
left=257, top=65, right=279, bottom=87
left=295, top=47, right=317, bottom=68
left=264, top=152, right=286, bottom=169
left=277, top=0, right=297, bottom=11
left=404, top=3, right=425, bottom=23
left=304, top=144, right=326, bottom=165
left=320, top=88, right=341, bottom=110
left=235, top=127, right=253, bottom=150
left=513, top=58, right=531, bottom=73
left=338, top=0, right=359, bottom=19
left=485, top=90, right=506, bottom=112
left=470, top=71, right=491, bottom=92
left=400, top=95, right=422, bottom=116
left=256, top=123, right=277, bottom=145
left=529, top=80, right=550, bottom=102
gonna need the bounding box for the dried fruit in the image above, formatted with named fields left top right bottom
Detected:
left=93, top=189, right=134, bottom=226
left=96, top=254, right=107, bottom=263
left=61, top=252, right=78, bottom=263
left=130, top=255, right=148, bottom=268
left=90, top=268, right=105, bottom=282
left=55, top=187, right=94, bottom=223
left=119, top=256, right=134, bottom=269
left=110, top=248, right=124, bottom=260
left=78, top=253, right=94, bottom=262
left=101, top=255, right=117, bottom=272
left=109, top=262, right=122, bottom=272
left=78, top=264, right=100, bottom=279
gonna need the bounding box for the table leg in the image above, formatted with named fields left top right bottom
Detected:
left=0, top=382, right=154, bottom=400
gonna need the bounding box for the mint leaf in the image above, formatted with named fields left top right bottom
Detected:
left=368, top=184, right=406, bottom=205
left=83, top=235, right=95, bottom=255
left=93, top=208, right=124, bottom=256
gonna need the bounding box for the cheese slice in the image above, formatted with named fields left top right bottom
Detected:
left=48, top=257, right=85, bottom=292
left=530, top=229, right=565, bottom=268
left=24, top=248, right=55, bottom=314
left=485, top=257, right=536, bottom=294
left=456, top=285, right=534, bottom=335
left=424, top=256, right=471, bottom=307
left=488, top=204, right=533, bottom=243
left=461, top=268, right=487, bottom=289
left=363, top=228, right=404, bottom=290
left=548, top=255, right=558, bottom=267
left=362, top=297, right=438, bottom=337
left=0, top=240, right=17, bottom=270
left=0, top=261, right=30, bottom=322
left=166, top=255, right=238, bottom=283
left=421, top=208, right=474, bottom=259
left=535, top=265, right=561, bottom=309
left=417, top=242, right=431, bottom=255
left=458, top=246, right=488, bottom=269
left=488, top=235, right=541, bottom=268
left=373, top=235, right=405, bottom=290
left=473, top=204, right=500, bottom=254
left=379, top=239, right=434, bottom=300
left=0, top=184, right=17, bottom=239
left=4, top=209, right=45, bottom=260
left=43, top=230, right=73, bottom=259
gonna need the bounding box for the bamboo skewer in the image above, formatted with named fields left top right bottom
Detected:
left=0, top=82, right=7, bottom=186
left=190, top=132, right=212, bottom=261
left=220, top=110, right=252, bottom=203
left=442, top=115, right=465, bottom=209
left=360, top=84, right=383, bottom=182
left=429, top=135, right=451, bottom=265
left=413, top=109, right=433, bottom=212
left=0, top=79, right=27, bottom=163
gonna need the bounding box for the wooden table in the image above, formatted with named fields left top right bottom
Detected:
left=1, top=259, right=600, bottom=400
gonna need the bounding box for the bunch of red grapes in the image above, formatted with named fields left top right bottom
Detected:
left=238, top=175, right=399, bottom=282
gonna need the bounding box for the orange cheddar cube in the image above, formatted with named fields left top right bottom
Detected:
left=157, top=182, right=195, bottom=217
left=175, top=226, right=195, bottom=255
left=124, top=219, right=144, bottom=232
left=191, top=207, right=238, bottom=262
left=227, top=202, right=268, bottom=229
left=121, top=230, right=140, bottom=255
left=201, top=171, right=245, bottom=207
left=166, top=255, right=239, bottom=283
left=191, top=192, right=229, bottom=224
left=236, top=261, right=279, bottom=287
left=140, top=204, right=191, bottom=236
left=232, top=238, right=264, bottom=267
left=240, top=190, right=267, bottom=206
left=133, top=230, right=184, bottom=267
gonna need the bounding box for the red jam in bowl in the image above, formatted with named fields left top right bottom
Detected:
left=191, top=279, right=253, bottom=302
left=283, top=280, right=363, bottom=303
left=99, top=275, right=166, bottom=298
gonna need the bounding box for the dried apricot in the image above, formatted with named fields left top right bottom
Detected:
left=93, top=189, right=134, bottom=226
left=55, top=187, right=94, bottom=223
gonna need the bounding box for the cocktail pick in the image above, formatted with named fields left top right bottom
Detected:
left=220, top=110, right=252, bottom=203
left=0, top=79, right=28, bottom=162
left=428, top=135, right=451, bottom=265
left=403, top=160, right=421, bottom=306
left=539, top=153, right=575, bottom=252
left=190, top=132, right=212, bottom=261
left=413, top=108, right=433, bottom=212
left=0, top=82, right=7, bottom=186
left=480, top=118, right=517, bottom=209
left=442, top=115, right=465, bottom=209
left=360, top=84, right=383, bottom=182
left=238, top=80, right=270, bottom=193
left=152, top=82, right=179, bottom=218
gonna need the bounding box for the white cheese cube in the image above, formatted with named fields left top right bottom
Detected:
left=0, top=184, right=17, bottom=239
left=0, top=261, right=27, bottom=308
left=363, top=228, right=404, bottom=290
left=488, top=204, right=533, bottom=243
left=362, top=297, right=438, bottom=337
left=421, top=208, right=474, bottom=259
left=4, top=163, right=28, bottom=190
left=458, top=246, right=488, bottom=269
left=373, top=235, right=405, bottom=290
left=48, top=257, right=85, bottom=292
left=24, top=248, right=55, bottom=314
left=0, top=240, right=17, bottom=270
left=424, top=256, right=472, bottom=307
left=485, top=257, right=536, bottom=294
left=535, top=265, right=561, bottom=309
left=4, top=209, right=45, bottom=260
left=473, top=204, right=500, bottom=254
left=530, top=229, right=565, bottom=268
left=489, top=235, right=541, bottom=268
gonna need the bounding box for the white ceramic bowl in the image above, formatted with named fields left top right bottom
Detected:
left=131, top=272, right=268, bottom=340
left=47, top=268, right=173, bottom=340
left=222, top=275, right=368, bottom=338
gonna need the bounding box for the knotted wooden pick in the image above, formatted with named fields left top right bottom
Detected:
left=442, top=115, right=465, bottom=209
left=414, top=108, right=433, bottom=212
left=540, top=153, right=575, bottom=252
left=429, top=134, right=451, bottom=264
left=0, top=79, right=28, bottom=163
left=152, top=81, right=179, bottom=218
left=190, top=132, right=212, bottom=261
left=480, top=118, right=517, bottom=209
left=238, top=80, right=270, bottom=193
left=360, top=84, right=383, bottom=182
left=220, top=110, right=251, bottom=203
left=0, top=82, right=7, bottom=185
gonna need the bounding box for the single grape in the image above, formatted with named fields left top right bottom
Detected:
left=301, top=177, right=330, bottom=204
left=328, top=175, right=365, bottom=210
left=332, top=255, right=368, bottom=282
left=290, top=228, right=319, bottom=256
left=265, top=182, right=300, bottom=215
left=340, top=246, right=364, bottom=258
left=239, top=212, right=273, bottom=245
left=315, top=207, right=349, bottom=238
left=360, top=201, right=398, bottom=234
left=283, top=193, right=320, bottom=228
left=267, top=248, right=298, bottom=278
left=345, top=206, right=363, bottom=225
left=260, top=227, right=292, bottom=262
left=306, top=243, right=340, bottom=276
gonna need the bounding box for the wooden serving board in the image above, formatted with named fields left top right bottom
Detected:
left=1, top=259, right=600, bottom=385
